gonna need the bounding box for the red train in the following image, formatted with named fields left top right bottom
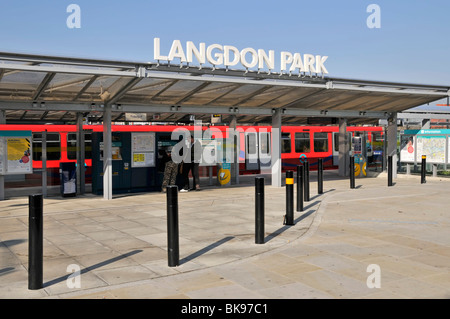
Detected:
left=0, top=124, right=384, bottom=188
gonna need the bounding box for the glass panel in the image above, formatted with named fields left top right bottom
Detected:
left=281, top=132, right=291, bottom=153
left=333, top=133, right=339, bottom=152
left=67, top=133, right=92, bottom=160
left=260, top=132, right=270, bottom=154
left=32, top=133, right=61, bottom=161
left=314, top=132, right=328, bottom=152
left=295, top=132, right=310, bottom=153
left=247, top=134, right=257, bottom=155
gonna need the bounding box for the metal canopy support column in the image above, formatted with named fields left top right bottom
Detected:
left=76, top=113, right=85, bottom=195
left=229, top=115, right=239, bottom=185
left=387, top=113, right=398, bottom=179
left=338, top=118, right=349, bottom=177
left=103, top=104, right=112, bottom=200
left=0, top=110, right=5, bottom=200
left=271, top=108, right=282, bottom=187
left=42, top=130, right=47, bottom=198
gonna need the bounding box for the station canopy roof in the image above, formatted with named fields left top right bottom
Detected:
left=0, top=51, right=449, bottom=125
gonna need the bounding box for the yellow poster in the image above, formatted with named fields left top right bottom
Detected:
left=6, top=137, right=32, bottom=173
left=7, top=138, right=31, bottom=161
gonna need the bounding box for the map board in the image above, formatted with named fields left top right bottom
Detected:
left=400, top=129, right=449, bottom=164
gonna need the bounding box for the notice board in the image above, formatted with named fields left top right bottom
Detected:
left=131, top=132, right=155, bottom=167
left=0, top=131, right=33, bottom=175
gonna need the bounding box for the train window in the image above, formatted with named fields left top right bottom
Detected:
left=32, top=133, right=61, bottom=161
left=281, top=132, right=291, bottom=153
left=67, top=133, right=93, bottom=160
left=260, top=132, right=270, bottom=155
left=295, top=133, right=310, bottom=153
left=314, top=132, right=328, bottom=152
left=333, top=133, right=339, bottom=152
left=246, top=133, right=257, bottom=155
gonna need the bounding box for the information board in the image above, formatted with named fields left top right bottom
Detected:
left=0, top=131, right=33, bottom=175
left=400, top=129, right=449, bottom=164
left=131, top=132, right=155, bottom=167
left=400, top=135, right=415, bottom=163
left=416, top=135, right=446, bottom=164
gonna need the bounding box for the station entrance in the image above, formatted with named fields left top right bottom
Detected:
left=0, top=51, right=448, bottom=200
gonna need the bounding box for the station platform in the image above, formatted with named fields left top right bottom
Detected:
left=0, top=170, right=449, bottom=299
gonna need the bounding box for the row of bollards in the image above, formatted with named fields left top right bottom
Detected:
left=27, top=154, right=430, bottom=281
left=348, top=154, right=428, bottom=188
left=284, top=159, right=323, bottom=226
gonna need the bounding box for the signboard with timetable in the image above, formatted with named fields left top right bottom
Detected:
left=131, top=132, right=156, bottom=167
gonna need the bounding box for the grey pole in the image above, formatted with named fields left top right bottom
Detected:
left=350, top=156, right=355, bottom=189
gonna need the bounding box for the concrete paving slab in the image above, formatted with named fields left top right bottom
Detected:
left=0, top=171, right=449, bottom=299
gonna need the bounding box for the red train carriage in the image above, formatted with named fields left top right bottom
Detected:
left=279, top=125, right=384, bottom=172
left=0, top=124, right=384, bottom=188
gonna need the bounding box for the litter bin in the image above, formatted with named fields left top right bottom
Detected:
left=60, top=162, right=77, bottom=197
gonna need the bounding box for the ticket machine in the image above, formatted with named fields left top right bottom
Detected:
left=91, top=131, right=160, bottom=195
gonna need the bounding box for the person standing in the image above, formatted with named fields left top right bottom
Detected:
left=161, top=147, right=179, bottom=193
left=190, top=135, right=202, bottom=191
left=180, top=135, right=202, bottom=192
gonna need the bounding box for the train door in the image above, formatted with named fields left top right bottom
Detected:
left=245, top=131, right=258, bottom=170
left=258, top=131, right=271, bottom=171
left=245, top=131, right=271, bottom=171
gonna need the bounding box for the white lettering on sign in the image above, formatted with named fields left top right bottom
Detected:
left=153, top=38, right=328, bottom=75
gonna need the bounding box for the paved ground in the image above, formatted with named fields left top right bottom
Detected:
left=0, top=170, right=449, bottom=299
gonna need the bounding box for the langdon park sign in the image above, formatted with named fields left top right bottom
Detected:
left=154, top=38, right=329, bottom=76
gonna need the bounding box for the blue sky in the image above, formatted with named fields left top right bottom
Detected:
left=0, top=0, right=449, bottom=106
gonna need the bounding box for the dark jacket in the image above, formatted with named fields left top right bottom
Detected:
left=190, top=139, right=202, bottom=164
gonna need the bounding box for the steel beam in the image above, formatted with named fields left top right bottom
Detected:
left=73, top=75, right=99, bottom=101
left=174, top=81, right=211, bottom=105
left=0, top=101, right=393, bottom=119
left=0, top=62, right=137, bottom=77
left=107, top=77, right=143, bottom=105
left=33, top=72, right=56, bottom=100
left=398, top=112, right=450, bottom=120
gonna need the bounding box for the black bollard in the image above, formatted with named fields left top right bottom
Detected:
left=255, top=177, right=265, bottom=244
left=166, top=185, right=179, bottom=267
left=318, top=158, right=323, bottom=194
left=304, top=161, right=310, bottom=202
left=350, top=156, right=355, bottom=189
left=421, top=155, right=426, bottom=184
left=296, top=165, right=304, bottom=212
left=388, top=155, right=393, bottom=187
left=285, top=171, right=294, bottom=225
left=28, top=194, right=43, bottom=290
